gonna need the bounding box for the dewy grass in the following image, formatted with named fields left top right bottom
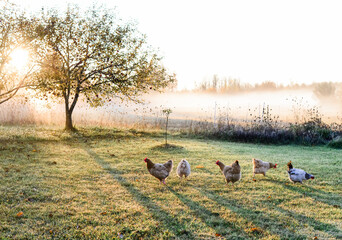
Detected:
left=0, top=126, right=341, bottom=239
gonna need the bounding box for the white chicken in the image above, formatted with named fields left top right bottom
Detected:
left=287, top=161, right=314, bottom=183
left=176, top=159, right=191, bottom=178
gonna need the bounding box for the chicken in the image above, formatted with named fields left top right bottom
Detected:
left=144, top=158, right=173, bottom=184
left=287, top=161, right=314, bottom=183
left=176, top=159, right=191, bottom=178
left=252, top=158, right=277, bottom=178
left=216, top=160, right=241, bottom=185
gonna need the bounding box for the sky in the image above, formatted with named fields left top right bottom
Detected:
left=10, top=0, right=342, bottom=89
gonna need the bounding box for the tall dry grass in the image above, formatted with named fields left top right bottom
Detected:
left=1, top=91, right=342, bottom=145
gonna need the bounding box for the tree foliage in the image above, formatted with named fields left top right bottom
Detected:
left=32, top=5, right=175, bottom=130
left=0, top=1, right=33, bottom=104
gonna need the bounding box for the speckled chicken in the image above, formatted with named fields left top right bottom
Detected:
left=144, top=158, right=173, bottom=184
left=252, top=158, right=277, bottom=178
left=287, top=161, right=314, bottom=183
left=176, top=159, right=191, bottom=178
left=216, top=160, right=241, bottom=185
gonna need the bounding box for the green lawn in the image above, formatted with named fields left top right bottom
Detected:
left=0, top=126, right=341, bottom=239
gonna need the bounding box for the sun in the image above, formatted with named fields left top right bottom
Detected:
left=9, top=48, right=30, bottom=73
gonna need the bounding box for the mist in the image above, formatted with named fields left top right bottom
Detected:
left=143, top=89, right=341, bottom=125
left=1, top=88, right=341, bottom=128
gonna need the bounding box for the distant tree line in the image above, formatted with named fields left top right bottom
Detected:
left=193, top=74, right=341, bottom=97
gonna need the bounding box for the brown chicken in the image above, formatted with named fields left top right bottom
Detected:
left=216, top=160, right=241, bottom=185
left=144, top=158, right=173, bottom=184
left=252, top=158, right=277, bottom=178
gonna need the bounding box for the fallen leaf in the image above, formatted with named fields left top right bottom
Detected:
left=195, top=165, right=204, bottom=169
left=253, top=179, right=256, bottom=182
left=32, top=149, right=37, bottom=152
left=48, top=213, right=53, bottom=218
left=16, top=211, right=24, bottom=217
left=100, top=212, right=107, bottom=215
left=49, top=230, right=53, bottom=234
left=268, top=196, right=271, bottom=199
left=250, top=227, right=263, bottom=234
left=215, top=233, right=222, bottom=237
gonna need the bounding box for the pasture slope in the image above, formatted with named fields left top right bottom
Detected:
left=0, top=126, right=341, bottom=239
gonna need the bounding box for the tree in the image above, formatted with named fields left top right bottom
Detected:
left=313, top=82, right=336, bottom=99
left=32, top=5, right=175, bottom=131
left=162, top=108, right=172, bottom=146
left=0, top=1, right=33, bottom=104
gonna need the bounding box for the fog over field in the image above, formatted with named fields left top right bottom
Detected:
left=143, top=89, right=341, bottom=125
left=1, top=89, right=341, bottom=128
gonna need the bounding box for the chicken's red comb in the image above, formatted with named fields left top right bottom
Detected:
left=215, top=160, right=220, bottom=165
left=144, top=158, right=148, bottom=162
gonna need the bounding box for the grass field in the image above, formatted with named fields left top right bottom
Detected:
left=0, top=126, right=341, bottom=239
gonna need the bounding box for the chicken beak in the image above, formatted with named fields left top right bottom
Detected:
left=311, top=176, right=315, bottom=179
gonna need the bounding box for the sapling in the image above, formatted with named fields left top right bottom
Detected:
left=162, top=108, right=172, bottom=146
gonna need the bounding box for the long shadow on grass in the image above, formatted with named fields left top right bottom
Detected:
left=196, top=188, right=308, bottom=239
left=79, top=128, right=165, bottom=141
left=202, top=166, right=223, bottom=176
left=199, top=187, right=342, bottom=239
left=261, top=181, right=342, bottom=238
left=272, top=204, right=342, bottom=238
left=167, top=187, right=251, bottom=239
left=0, top=127, right=163, bottom=144
left=78, top=140, right=196, bottom=239
left=265, top=178, right=342, bottom=208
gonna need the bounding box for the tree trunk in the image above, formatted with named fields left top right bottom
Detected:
left=64, top=94, right=77, bottom=131
left=63, top=83, right=80, bottom=132
left=65, top=110, right=75, bottom=131
left=165, top=116, right=168, bottom=145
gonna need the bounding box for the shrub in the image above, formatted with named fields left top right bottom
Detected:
left=184, top=103, right=338, bottom=146
left=327, top=137, right=342, bottom=149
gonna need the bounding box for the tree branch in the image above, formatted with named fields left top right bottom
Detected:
left=0, top=65, right=34, bottom=102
